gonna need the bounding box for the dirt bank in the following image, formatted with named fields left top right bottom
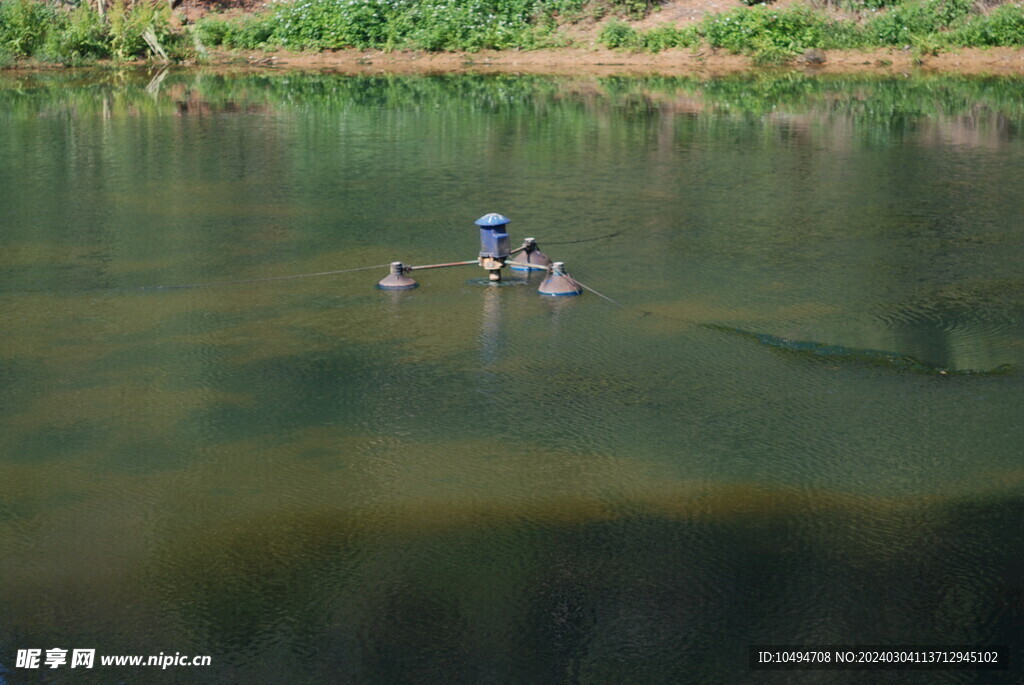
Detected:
left=211, top=45, right=1024, bottom=76
left=169, top=0, right=1024, bottom=76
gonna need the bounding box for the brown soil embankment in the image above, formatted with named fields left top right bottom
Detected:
left=209, top=45, right=1024, bottom=76
left=174, top=0, right=1024, bottom=76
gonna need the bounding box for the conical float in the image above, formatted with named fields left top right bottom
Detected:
left=377, top=262, right=418, bottom=290
left=538, top=262, right=582, bottom=296
left=510, top=237, right=552, bottom=272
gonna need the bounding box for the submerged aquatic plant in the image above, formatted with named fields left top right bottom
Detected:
left=704, top=324, right=1015, bottom=376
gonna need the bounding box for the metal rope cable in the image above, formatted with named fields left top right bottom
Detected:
left=505, top=260, right=548, bottom=271
left=129, top=263, right=393, bottom=292
left=408, top=260, right=478, bottom=271
left=543, top=230, right=626, bottom=246
left=31, top=230, right=622, bottom=296
left=572, top=278, right=624, bottom=307
left=505, top=260, right=624, bottom=307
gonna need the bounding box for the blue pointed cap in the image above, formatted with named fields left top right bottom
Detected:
left=475, top=213, right=511, bottom=227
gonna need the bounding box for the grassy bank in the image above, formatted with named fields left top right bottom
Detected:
left=3, top=0, right=1024, bottom=67
left=599, top=0, right=1024, bottom=64
left=195, top=0, right=1024, bottom=65
left=0, top=0, right=194, bottom=65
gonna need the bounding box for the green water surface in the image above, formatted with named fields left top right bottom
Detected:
left=0, top=70, right=1021, bottom=684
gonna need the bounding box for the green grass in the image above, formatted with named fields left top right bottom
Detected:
left=197, top=0, right=595, bottom=52
left=6, top=0, right=1024, bottom=67
left=0, top=0, right=190, bottom=64
left=595, top=1, right=1024, bottom=64
left=950, top=2, right=1024, bottom=45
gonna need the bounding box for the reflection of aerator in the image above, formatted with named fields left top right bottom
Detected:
left=377, top=213, right=583, bottom=297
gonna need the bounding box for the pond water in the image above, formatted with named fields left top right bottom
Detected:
left=0, top=70, right=1021, bottom=684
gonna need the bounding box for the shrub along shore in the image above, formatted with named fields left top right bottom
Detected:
left=3, top=0, right=1024, bottom=69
